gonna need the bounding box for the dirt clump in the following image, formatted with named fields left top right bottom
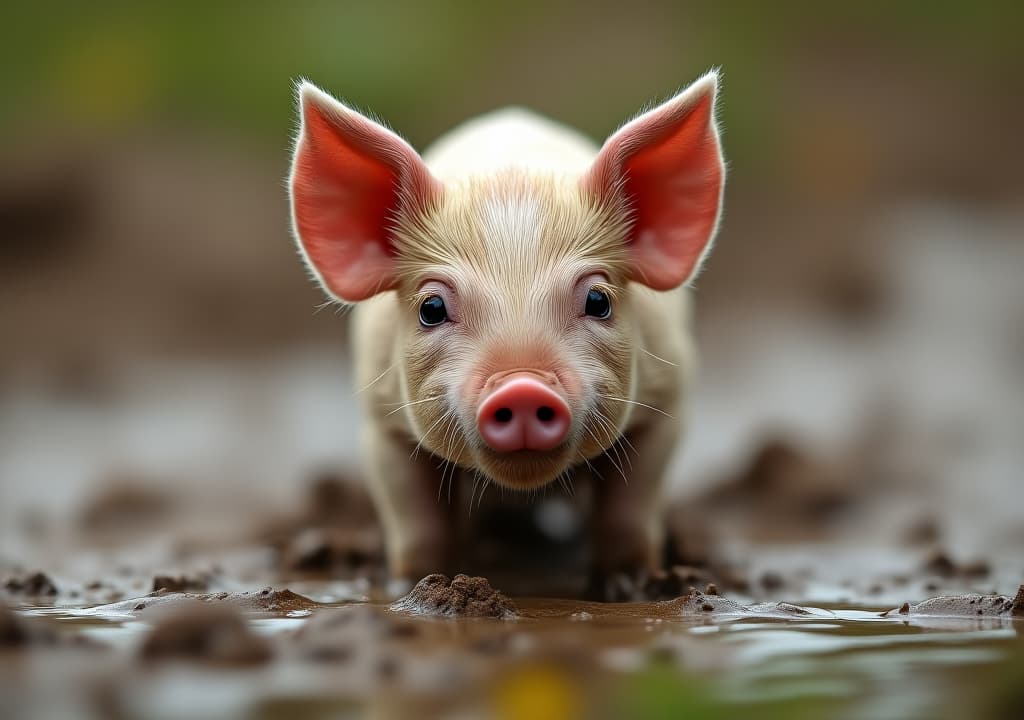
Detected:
left=671, top=588, right=748, bottom=616
left=195, top=587, right=319, bottom=614
left=660, top=588, right=823, bottom=619
left=883, top=586, right=1024, bottom=619
left=93, top=587, right=320, bottom=616
left=138, top=601, right=273, bottom=666
left=390, top=574, right=518, bottom=619
left=3, top=571, right=58, bottom=597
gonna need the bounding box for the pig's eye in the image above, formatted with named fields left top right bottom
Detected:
left=585, top=288, right=612, bottom=319
left=418, top=295, right=449, bottom=326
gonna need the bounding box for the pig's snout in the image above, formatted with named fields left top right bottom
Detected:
left=476, top=372, right=571, bottom=452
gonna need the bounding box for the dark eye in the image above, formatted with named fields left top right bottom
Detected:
left=585, top=287, right=612, bottom=319
left=418, top=295, right=448, bottom=326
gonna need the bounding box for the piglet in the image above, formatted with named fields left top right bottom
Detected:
left=288, top=72, right=725, bottom=589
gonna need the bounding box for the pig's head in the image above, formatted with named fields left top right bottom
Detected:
left=289, top=73, right=724, bottom=490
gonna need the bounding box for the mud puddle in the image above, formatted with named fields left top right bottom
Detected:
left=2, top=457, right=1022, bottom=719
left=4, top=575, right=1022, bottom=720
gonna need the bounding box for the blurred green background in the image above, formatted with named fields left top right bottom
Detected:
left=4, top=2, right=1022, bottom=168
left=2, top=0, right=1022, bottom=368
left=4, top=2, right=1021, bottom=158
left=2, top=1, right=1021, bottom=364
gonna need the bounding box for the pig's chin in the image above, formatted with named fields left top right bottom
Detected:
left=473, top=447, right=576, bottom=491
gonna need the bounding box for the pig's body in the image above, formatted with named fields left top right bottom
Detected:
left=289, top=73, right=724, bottom=592
left=352, top=108, right=695, bottom=584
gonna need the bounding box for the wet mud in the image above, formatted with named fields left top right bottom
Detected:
left=85, top=587, right=321, bottom=618
left=2, top=457, right=1022, bottom=719
left=884, top=586, right=1024, bottom=620
left=4, top=565, right=1023, bottom=720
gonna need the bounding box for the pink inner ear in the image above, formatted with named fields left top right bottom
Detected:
left=587, top=88, right=724, bottom=290
left=290, top=91, right=438, bottom=301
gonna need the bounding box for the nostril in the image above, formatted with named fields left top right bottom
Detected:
left=477, top=373, right=572, bottom=453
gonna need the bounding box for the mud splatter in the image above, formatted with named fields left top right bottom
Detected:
left=88, top=587, right=319, bottom=618
left=883, top=585, right=1024, bottom=619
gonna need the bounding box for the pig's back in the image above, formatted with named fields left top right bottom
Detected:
left=422, top=107, right=599, bottom=180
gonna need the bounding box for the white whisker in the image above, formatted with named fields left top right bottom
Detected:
left=355, top=364, right=395, bottom=394
left=478, top=477, right=492, bottom=509
left=597, top=394, right=674, bottom=419
left=641, top=347, right=678, bottom=367
left=584, top=423, right=627, bottom=485
left=384, top=395, right=444, bottom=417
left=412, top=409, right=451, bottom=462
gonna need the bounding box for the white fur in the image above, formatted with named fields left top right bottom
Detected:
left=423, top=107, right=599, bottom=180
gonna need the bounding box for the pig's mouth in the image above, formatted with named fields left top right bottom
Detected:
left=465, top=394, right=624, bottom=491
left=472, top=443, right=578, bottom=491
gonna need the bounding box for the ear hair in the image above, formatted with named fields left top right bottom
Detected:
left=583, top=70, right=725, bottom=290
left=288, top=81, right=441, bottom=302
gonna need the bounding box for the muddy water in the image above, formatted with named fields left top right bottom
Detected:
left=5, top=581, right=1022, bottom=720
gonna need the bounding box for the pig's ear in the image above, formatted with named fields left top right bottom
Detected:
left=584, top=71, right=725, bottom=290
left=289, top=81, right=441, bottom=302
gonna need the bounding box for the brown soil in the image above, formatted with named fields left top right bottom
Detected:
left=95, top=587, right=320, bottom=616
left=390, top=574, right=519, bottom=619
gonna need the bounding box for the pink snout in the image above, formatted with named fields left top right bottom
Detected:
left=476, top=372, right=571, bottom=452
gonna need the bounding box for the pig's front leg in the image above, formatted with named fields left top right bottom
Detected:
left=589, top=414, right=680, bottom=598
left=363, top=424, right=456, bottom=587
